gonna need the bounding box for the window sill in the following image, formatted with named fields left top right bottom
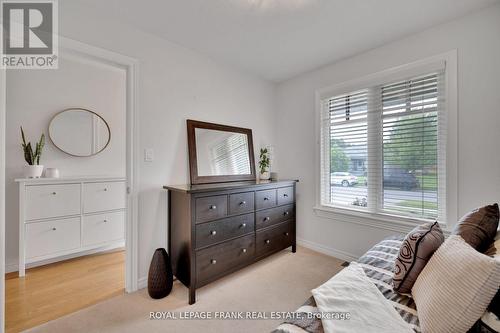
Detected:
left=313, top=205, right=449, bottom=235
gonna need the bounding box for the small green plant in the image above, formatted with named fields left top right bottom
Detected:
left=259, top=148, right=270, bottom=174
left=21, top=127, right=45, bottom=165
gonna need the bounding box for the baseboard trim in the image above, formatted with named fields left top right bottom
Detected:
left=5, top=242, right=125, bottom=274
left=297, top=238, right=359, bottom=262
left=138, top=276, right=147, bottom=289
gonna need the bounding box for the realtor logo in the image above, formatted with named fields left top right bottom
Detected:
left=1, top=0, right=58, bottom=69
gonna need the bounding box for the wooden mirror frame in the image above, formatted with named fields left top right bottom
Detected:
left=187, top=119, right=256, bottom=184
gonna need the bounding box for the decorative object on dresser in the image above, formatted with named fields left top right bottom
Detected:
left=186, top=119, right=256, bottom=184
left=165, top=180, right=297, bottom=304
left=16, top=176, right=126, bottom=277
left=44, top=168, right=60, bottom=178
left=148, top=248, right=174, bottom=299
left=258, top=147, right=271, bottom=180
left=48, top=108, right=111, bottom=157
left=20, top=127, right=45, bottom=178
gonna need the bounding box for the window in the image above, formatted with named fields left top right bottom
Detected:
left=320, top=65, right=447, bottom=222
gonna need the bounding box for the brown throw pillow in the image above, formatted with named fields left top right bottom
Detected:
left=452, top=203, right=499, bottom=252
left=392, top=221, right=444, bottom=293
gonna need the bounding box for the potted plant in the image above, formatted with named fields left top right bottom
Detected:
left=21, top=127, right=45, bottom=178
left=259, top=147, right=270, bottom=180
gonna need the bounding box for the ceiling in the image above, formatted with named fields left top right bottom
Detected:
left=63, top=0, right=499, bottom=82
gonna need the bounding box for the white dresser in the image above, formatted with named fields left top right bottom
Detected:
left=16, top=176, right=126, bottom=276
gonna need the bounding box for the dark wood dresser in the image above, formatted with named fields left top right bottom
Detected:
left=164, top=179, right=298, bottom=304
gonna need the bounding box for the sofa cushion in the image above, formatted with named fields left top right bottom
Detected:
left=452, top=203, right=499, bottom=253
left=392, top=221, right=444, bottom=293
left=412, top=235, right=500, bottom=333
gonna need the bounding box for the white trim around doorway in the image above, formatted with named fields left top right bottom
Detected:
left=0, top=37, right=140, bottom=332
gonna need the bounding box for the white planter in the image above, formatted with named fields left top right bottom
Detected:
left=260, top=171, right=270, bottom=180
left=24, top=165, right=44, bottom=178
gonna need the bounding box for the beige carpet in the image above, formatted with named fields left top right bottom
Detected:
left=26, top=247, right=344, bottom=333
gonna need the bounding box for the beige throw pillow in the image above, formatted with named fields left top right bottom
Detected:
left=412, top=235, right=500, bottom=333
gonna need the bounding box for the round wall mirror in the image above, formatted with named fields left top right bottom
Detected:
left=49, top=108, right=111, bottom=157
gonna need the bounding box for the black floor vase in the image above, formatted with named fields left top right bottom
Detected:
left=148, top=248, right=173, bottom=299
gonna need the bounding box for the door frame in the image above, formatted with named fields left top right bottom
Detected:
left=0, top=37, right=140, bottom=332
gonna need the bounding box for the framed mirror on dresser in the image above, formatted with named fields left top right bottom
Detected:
left=164, top=120, right=297, bottom=304
left=187, top=119, right=256, bottom=184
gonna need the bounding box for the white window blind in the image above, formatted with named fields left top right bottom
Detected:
left=211, top=134, right=251, bottom=175
left=320, top=69, right=446, bottom=222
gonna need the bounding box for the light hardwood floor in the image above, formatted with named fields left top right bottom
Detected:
left=5, top=250, right=125, bottom=333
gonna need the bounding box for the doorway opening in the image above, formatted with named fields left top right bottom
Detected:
left=1, top=38, right=138, bottom=332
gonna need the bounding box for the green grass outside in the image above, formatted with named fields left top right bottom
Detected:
left=396, top=199, right=438, bottom=210
left=415, top=175, right=438, bottom=191
left=390, top=199, right=438, bottom=219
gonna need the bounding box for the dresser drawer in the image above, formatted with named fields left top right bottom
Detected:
left=255, top=204, right=294, bottom=230
left=26, top=217, right=81, bottom=259
left=196, top=234, right=255, bottom=285
left=26, top=184, right=81, bottom=220
left=195, top=195, right=227, bottom=223
left=277, top=187, right=294, bottom=206
left=256, top=221, right=293, bottom=257
left=255, top=189, right=277, bottom=210
left=83, top=182, right=126, bottom=214
left=229, top=192, right=254, bottom=215
left=83, top=211, right=125, bottom=247
left=196, top=213, right=254, bottom=249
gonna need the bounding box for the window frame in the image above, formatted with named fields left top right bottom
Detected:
left=314, top=51, right=458, bottom=231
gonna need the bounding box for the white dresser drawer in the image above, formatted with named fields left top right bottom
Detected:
left=26, top=217, right=81, bottom=259
left=26, top=184, right=81, bottom=220
left=82, top=211, right=125, bottom=247
left=83, top=181, right=126, bottom=213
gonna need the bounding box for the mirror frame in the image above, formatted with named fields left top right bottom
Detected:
left=187, top=119, right=256, bottom=184
left=48, top=108, right=111, bottom=157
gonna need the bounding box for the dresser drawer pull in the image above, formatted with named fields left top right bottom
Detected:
left=285, top=232, right=290, bottom=236
left=239, top=201, right=246, bottom=205
left=211, top=259, right=217, bottom=265
left=52, top=192, right=57, bottom=195
left=240, top=223, right=247, bottom=228
left=210, top=230, right=217, bottom=236
left=103, top=219, right=108, bottom=223
left=242, top=248, right=247, bottom=253
left=283, top=211, right=290, bottom=216
left=52, top=227, right=57, bottom=231
left=209, top=205, right=217, bottom=210
left=283, top=193, right=289, bottom=197
left=263, top=197, right=270, bottom=201
left=263, top=217, right=270, bottom=222
left=104, top=188, right=108, bottom=191
left=265, top=239, right=270, bottom=244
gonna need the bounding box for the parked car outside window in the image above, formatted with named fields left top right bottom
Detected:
left=384, top=167, right=419, bottom=190
left=331, top=172, right=358, bottom=187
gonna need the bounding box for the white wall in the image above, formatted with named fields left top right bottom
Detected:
left=7, top=1, right=498, bottom=286
left=5, top=2, right=275, bottom=284
left=275, top=4, right=500, bottom=260
left=5, top=55, right=127, bottom=271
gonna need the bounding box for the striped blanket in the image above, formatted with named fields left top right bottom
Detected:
left=272, top=235, right=420, bottom=333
